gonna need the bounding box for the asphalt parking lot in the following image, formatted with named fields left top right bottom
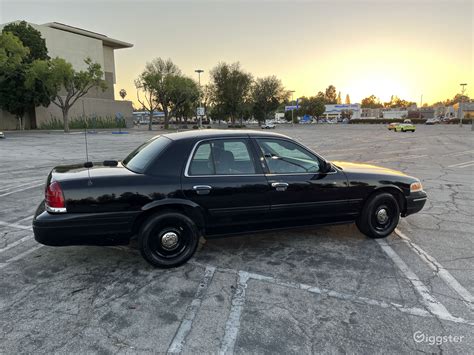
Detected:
left=0, top=124, right=473, bottom=353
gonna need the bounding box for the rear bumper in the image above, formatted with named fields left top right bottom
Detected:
left=33, top=203, right=140, bottom=246
left=404, top=191, right=427, bottom=216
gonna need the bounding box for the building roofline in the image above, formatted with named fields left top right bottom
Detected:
left=42, top=22, right=133, bottom=49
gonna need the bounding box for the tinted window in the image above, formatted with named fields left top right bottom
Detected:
left=123, top=136, right=171, bottom=173
left=188, top=139, right=256, bottom=175
left=256, top=138, right=320, bottom=174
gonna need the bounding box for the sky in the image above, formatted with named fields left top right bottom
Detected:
left=1, top=0, right=472, bottom=106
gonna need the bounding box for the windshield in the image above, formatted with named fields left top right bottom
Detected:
left=123, top=136, right=171, bottom=173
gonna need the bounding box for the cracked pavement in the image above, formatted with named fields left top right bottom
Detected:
left=0, top=125, right=472, bottom=353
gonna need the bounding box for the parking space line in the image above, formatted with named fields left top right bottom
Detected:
left=376, top=239, right=471, bottom=325
left=0, top=182, right=44, bottom=198
left=219, top=271, right=251, bottom=355
left=443, top=150, right=474, bottom=157
left=447, top=160, right=474, bottom=168
left=14, top=215, right=35, bottom=225
left=0, top=179, right=44, bottom=194
left=459, top=163, right=474, bottom=169
left=168, top=265, right=216, bottom=353
left=0, top=221, right=33, bottom=231
left=394, top=228, right=474, bottom=311
left=367, top=154, right=428, bottom=163
left=0, top=244, right=43, bottom=270
left=0, top=235, right=33, bottom=254
left=189, top=261, right=474, bottom=326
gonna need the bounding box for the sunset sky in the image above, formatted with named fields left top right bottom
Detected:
left=1, top=0, right=472, bottom=106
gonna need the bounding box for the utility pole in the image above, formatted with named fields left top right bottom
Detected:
left=459, top=83, right=467, bottom=127
left=195, top=69, right=204, bottom=128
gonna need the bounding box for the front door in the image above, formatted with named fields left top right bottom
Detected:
left=182, top=137, right=271, bottom=236
left=253, top=137, right=353, bottom=227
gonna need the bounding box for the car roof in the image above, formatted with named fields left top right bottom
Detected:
left=162, top=129, right=290, bottom=141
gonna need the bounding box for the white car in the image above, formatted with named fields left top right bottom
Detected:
left=425, top=118, right=440, bottom=125
left=0, top=131, right=4, bottom=138
left=261, top=123, right=276, bottom=129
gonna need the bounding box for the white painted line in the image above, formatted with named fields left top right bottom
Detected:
left=0, top=235, right=33, bottom=254
left=168, top=265, right=216, bottom=353
left=188, top=261, right=474, bottom=326
left=0, top=244, right=43, bottom=270
left=247, top=271, right=430, bottom=319
left=14, top=215, right=35, bottom=225
left=443, top=150, right=474, bottom=157
left=367, top=154, right=428, bottom=163
left=219, top=271, right=251, bottom=355
left=0, top=179, right=44, bottom=194
left=447, top=160, right=474, bottom=168
left=395, top=228, right=474, bottom=312
left=459, top=163, right=474, bottom=169
left=0, top=221, right=33, bottom=231
left=376, top=239, right=471, bottom=325
left=0, top=182, right=44, bottom=198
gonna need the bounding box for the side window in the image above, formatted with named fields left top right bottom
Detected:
left=188, top=139, right=257, bottom=176
left=256, top=139, right=320, bottom=174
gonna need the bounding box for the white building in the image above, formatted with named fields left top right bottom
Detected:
left=382, top=110, right=408, bottom=119
left=0, top=21, right=134, bottom=129
left=323, top=104, right=361, bottom=120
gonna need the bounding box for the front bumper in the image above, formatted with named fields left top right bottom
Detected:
left=33, top=202, right=140, bottom=246
left=404, top=191, right=427, bottom=216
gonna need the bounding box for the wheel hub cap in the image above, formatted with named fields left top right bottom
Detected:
left=376, top=208, right=389, bottom=224
left=161, top=232, right=179, bottom=250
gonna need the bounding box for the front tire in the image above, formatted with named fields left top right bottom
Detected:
left=138, top=212, right=199, bottom=268
left=356, top=193, right=400, bottom=238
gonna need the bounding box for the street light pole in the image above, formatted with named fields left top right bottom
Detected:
left=419, top=94, right=423, bottom=120
left=289, top=90, right=295, bottom=125
left=459, top=83, right=467, bottom=127
left=195, top=69, right=204, bottom=128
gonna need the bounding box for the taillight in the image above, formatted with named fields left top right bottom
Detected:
left=45, top=181, right=66, bottom=213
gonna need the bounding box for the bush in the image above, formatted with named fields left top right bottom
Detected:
left=227, top=124, right=246, bottom=128
left=39, top=116, right=126, bottom=130
left=349, top=118, right=427, bottom=124
left=192, top=125, right=199, bottom=129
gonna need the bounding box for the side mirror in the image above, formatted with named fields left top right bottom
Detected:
left=322, top=160, right=332, bottom=173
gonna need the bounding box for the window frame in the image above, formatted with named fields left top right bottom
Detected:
left=253, top=137, right=337, bottom=175
left=184, top=137, right=264, bottom=177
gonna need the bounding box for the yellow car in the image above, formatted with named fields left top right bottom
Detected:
left=394, top=123, right=416, bottom=132
left=387, top=122, right=399, bottom=131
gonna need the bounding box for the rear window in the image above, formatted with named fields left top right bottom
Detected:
left=123, top=136, right=171, bottom=173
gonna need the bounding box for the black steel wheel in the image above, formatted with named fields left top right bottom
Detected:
left=139, top=212, right=199, bottom=268
left=356, top=192, right=400, bottom=238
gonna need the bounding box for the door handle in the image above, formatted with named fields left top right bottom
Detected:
left=271, top=182, right=289, bottom=191
left=193, top=185, right=212, bottom=195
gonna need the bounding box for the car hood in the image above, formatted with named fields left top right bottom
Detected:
left=331, top=161, right=408, bottom=177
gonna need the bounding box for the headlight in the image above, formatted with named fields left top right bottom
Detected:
left=410, top=181, right=423, bottom=193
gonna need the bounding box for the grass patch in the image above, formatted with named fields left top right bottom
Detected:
left=39, top=116, right=126, bottom=130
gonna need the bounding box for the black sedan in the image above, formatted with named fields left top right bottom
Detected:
left=33, top=130, right=427, bottom=268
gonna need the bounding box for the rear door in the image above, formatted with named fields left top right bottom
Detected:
left=253, top=137, right=352, bottom=227
left=181, top=137, right=271, bottom=235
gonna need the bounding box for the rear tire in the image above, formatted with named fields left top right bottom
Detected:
left=138, top=212, right=199, bottom=268
left=356, top=193, right=400, bottom=238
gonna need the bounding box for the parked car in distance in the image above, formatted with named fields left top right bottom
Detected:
left=387, top=122, right=399, bottom=131
left=394, top=123, right=416, bottom=132
left=33, top=130, right=427, bottom=268
left=403, top=119, right=412, bottom=123
left=426, top=118, right=441, bottom=125
left=261, top=122, right=276, bottom=129
left=0, top=131, right=4, bottom=138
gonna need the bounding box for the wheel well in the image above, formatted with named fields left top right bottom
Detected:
left=364, top=187, right=406, bottom=215
left=131, top=204, right=205, bottom=237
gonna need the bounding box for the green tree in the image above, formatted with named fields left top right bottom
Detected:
left=345, top=94, right=351, bottom=104
left=298, top=96, right=325, bottom=120
left=361, top=94, right=383, bottom=108
left=136, top=58, right=182, bottom=129
left=27, top=57, right=107, bottom=132
left=251, top=76, right=289, bottom=123
left=2, top=21, right=49, bottom=62
left=324, top=85, right=337, bottom=104
left=168, top=76, right=200, bottom=123
left=336, top=91, right=342, bottom=104
left=209, top=62, right=253, bottom=124
left=0, top=32, right=50, bottom=129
